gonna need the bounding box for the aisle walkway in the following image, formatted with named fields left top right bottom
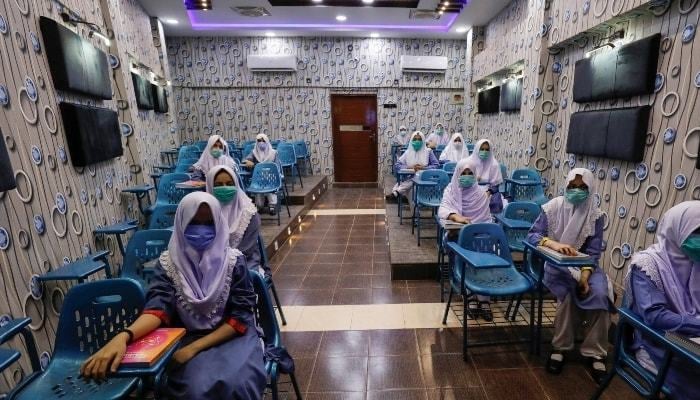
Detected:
left=269, top=187, right=639, bottom=400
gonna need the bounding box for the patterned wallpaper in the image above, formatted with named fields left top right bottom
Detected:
left=0, top=0, right=172, bottom=390
left=167, top=36, right=468, bottom=180
left=467, top=0, right=700, bottom=288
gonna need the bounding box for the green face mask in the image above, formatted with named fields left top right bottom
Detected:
left=681, top=234, right=700, bottom=262
left=565, top=188, right=589, bottom=205
left=212, top=185, right=237, bottom=203
left=411, top=140, right=423, bottom=151
left=436, top=128, right=445, bottom=136
left=211, top=148, right=223, bottom=159
left=478, top=150, right=489, bottom=160
left=459, top=175, right=476, bottom=188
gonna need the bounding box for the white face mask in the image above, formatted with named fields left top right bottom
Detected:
left=399, top=129, right=407, bottom=136
left=454, top=142, right=463, bottom=150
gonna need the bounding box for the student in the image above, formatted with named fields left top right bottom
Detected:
left=623, top=201, right=700, bottom=400
left=191, top=135, right=237, bottom=180
left=438, top=158, right=494, bottom=320
left=206, top=165, right=269, bottom=277
left=526, top=168, right=611, bottom=383
left=391, top=131, right=439, bottom=199
left=393, top=125, right=410, bottom=145
left=426, top=123, right=450, bottom=149
left=439, top=133, right=469, bottom=163
left=243, top=133, right=280, bottom=215
left=80, top=193, right=266, bottom=399
left=467, top=139, right=504, bottom=213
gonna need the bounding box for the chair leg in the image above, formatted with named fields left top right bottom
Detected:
left=511, top=295, right=523, bottom=321
left=442, top=287, right=453, bottom=324
left=463, top=294, right=469, bottom=362
left=269, top=283, right=287, bottom=326
left=296, top=166, right=304, bottom=189
left=290, top=372, right=303, bottom=399
left=271, top=378, right=279, bottom=400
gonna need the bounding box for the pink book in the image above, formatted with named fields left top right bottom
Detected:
left=120, top=328, right=186, bottom=367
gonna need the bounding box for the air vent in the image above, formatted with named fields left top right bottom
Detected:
left=409, top=10, right=441, bottom=20
left=231, top=6, right=271, bottom=17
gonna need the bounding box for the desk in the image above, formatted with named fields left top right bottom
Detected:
left=160, top=149, right=179, bottom=166
left=37, top=251, right=111, bottom=284
left=175, top=181, right=206, bottom=192
left=522, top=240, right=593, bottom=355
left=94, top=219, right=139, bottom=257
left=396, top=170, right=415, bottom=224
left=411, top=175, right=440, bottom=244
left=121, top=184, right=155, bottom=215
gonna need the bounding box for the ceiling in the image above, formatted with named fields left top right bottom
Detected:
left=137, top=0, right=511, bottom=39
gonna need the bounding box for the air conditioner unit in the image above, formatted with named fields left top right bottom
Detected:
left=247, top=55, right=297, bottom=72
left=400, top=55, right=448, bottom=73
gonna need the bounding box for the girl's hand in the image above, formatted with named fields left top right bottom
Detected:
left=547, top=240, right=578, bottom=256
left=577, top=270, right=592, bottom=299
left=80, top=332, right=129, bottom=380
left=172, top=345, right=199, bottom=365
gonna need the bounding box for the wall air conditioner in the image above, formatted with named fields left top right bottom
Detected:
left=400, top=55, right=448, bottom=73
left=247, top=55, right=297, bottom=72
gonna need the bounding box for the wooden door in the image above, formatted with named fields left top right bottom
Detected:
left=331, top=94, right=378, bottom=182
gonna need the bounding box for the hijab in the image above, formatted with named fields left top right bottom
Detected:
left=466, top=139, right=503, bottom=185
left=193, top=135, right=236, bottom=174
left=427, top=123, right=450, bottom=146
left=159, top=192, right=242, bottom=330
left=396, top=125, right=410, bottom=145
left=252, top=133, right=277, bottom=163
left=439, top=133, right=469, bottom=162
left=205, top=166, right=258, bottom=249
left=625, top=201, right=700, bottom=316
left=439, top=158, right=492, bottom=223
left=398, top=131, right=431, bottom=167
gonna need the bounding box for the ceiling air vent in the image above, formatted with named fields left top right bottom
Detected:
left=231, top=6, right=271, bottom=17
left=409, top=10, right=441, bottom=20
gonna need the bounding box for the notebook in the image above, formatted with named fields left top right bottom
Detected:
left=180, top=180, right=206, bottom=187
left=439, top=219, right=467, bottom=230
left=665, top=332, right=700, bottom=356
left=120, top=328, right=186, bottom=367
left=536, top=245, right=590, bottom=261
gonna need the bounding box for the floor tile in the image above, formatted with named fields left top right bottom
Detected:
left=305, top=392, right=366, bottom=400
left=291, top=356, right=316, bottom=394
left=277, top=305, right=304, bottom=331
left=426, top=387, right=487, bottom=400
left=469, top=345, right=528, bottom=369
left=415, top=328, right=463, bottom=355
left=371, top=287, right=411, bottom=304
left=478, top=368, right=548, bottom=399
left=301, top=275, right=339, bottom=290
left=307, top=263, right=343, bottom=276
left=318, top=330, right=371, bottom=357
left=338, top=274, right=373, bottom=289
left=420, top=353, right=481, bottom=388
left=404, top=303, right=461, bottom=329
left=368, top=329, right=418, bottom=356
left=351, top=305, right=405, bottom=330
left=367, top=355, right=425, bottom=390
left=366, top=389, right=427, bottom=400
left=333, top=288, right=373, bottom=305
left=308, top=356, right=368, bottom=392
left=281, top=331, right=323, bottom=358
left=293, top=289, right=335, bottom=306
left=295, top=305, right=354, bottom=331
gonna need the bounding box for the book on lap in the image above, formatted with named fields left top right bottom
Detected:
left=536, top=246, right=590, bottom=261
left=439, top=219, right=467, bottom=230
left=665, top=332, right=700, bottom=356
left=120, top=328, right=186, bottom=367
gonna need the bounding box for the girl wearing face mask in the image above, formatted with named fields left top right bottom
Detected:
left=467, top=139, right=505, bottom=213
left=206, top=166, right=268, bottom=277
left=623, top=201, right=700, bottom=400
left=438, top=158, right=495, bottom=320
left=391, top=131, right=439, bottom=200
left=439, top=133, right=469, bottom=163
left=192, top=135, right=238, bottom=180
left=393, top=125, right=410, bottom=146
left=81, top=193, right=266, bottom=399
left=526, top=168, right=612, bottom=383
left=426, top=123, right=450, bottom=149
left=243, top=134, right=280, bottom=215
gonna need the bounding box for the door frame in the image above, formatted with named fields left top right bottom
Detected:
left=330, top=93, right=379, bottom=183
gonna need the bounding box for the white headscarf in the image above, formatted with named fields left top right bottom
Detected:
left=426, top=123, right=450, bottom=147
left=466, top=139, right=503, bottom=185
left=252, top=133, right=277, bottom=163
left=437, top=158, right=492, bottom=223
left=395, top=125, right=410, bottom=145
left=398, top=131, right=430, bottom=167
left=439, top=133, right=469, bottom=162
left=205, top=166, right=258, bottom=249
left=193, top=135, right=236, bottom=174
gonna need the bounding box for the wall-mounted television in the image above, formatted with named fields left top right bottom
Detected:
left=39, top=17, right=112, bottom=99
left=152, top=84, right=168, bottom=113
left=131, top=72, right=154, bottom=110
left=477, top=86, right=500, bottom=114
left=0, top=131, right=16, bottom=192
left=500, top=78, right=522, bottom=112
left=59, top=102, right=123, bottom=167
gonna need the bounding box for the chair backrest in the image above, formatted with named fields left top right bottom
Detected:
left=466, top=144, right=474, bottom=154
left=509, top=168, right=546, bottom=203
left=276, top=143, right=296, bottom=166
left=503, top=201, right=541, bottom=223
left=155, top=173, right=189, bottom=204
left=511, top=168, right=541, bottom=182
left=498, top=163, right=508, bottom=193
left=250, top=270, right=280, bottom=348
left=458, top=223, right=513, bottom=264
left=194, top=141, right=208, bottom=151
left=250, top=162, right=282, bottom=190
left=293, top=141, right=308, bottom=158
left=121, top=229, right=172, bottom=282
left=178, top=145, right=198, bottom=161
left=419, top=169, right=450, bottom=186
left=436, top=144, right=446, bottom=151
left=54, top=279, right=145, bottom=359
left=443, top=162, right=457, bottom=174
left=148, top=204, right=178, bottom=229
left=243, top=143, right=255, bottom=159
left=416, top=170, right=449, bottom=205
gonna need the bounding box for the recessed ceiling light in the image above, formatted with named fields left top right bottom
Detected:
left=336, top=15, right=347, bottom=22
left=163, top=18, right=179, bottom=25
left=265, top=31, right=276, bottom=37
left=456, top=26, right=467, bottom=33
left=370, top=32, right=379, bottom=38
left=362, top=0, right=375, bottom=4
left=312, top=0, right=322, bottom=3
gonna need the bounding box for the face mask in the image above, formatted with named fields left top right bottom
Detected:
left=565, top=188, right=589, bottom=205
left=184, top=224, right=216, bottom=251
left=437, top=128, right=445, bottom=136
left=454, top=143, right=463, bottom=151
left=478, top=150, right=489, bottom=160
left=213, top=185, right=237, bottom=203
left=459, top=175, right=476, bottom=188
left=681, top=234, right=700, bottom=262
left=257, top=142, right=268, bottom=152
left=210, top=148, right=223, bottom=159
left=411, top=140, right=423, bottom=151
left=399, top=130, right=407, bottom=136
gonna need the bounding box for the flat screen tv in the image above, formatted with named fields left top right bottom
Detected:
left=151, top=84, right=168, bottom=113
left=499, top=78, right=522, bottom=112
left=131, top=73, right=154, bottom=110
left=59, top=102, right=123, bottom=167
left=39, top=17, right=112, bottom=99
left=478, top=86, right=500, bottom=114
left=0, top=132, right=16, bottom=191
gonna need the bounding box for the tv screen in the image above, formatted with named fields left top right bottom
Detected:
left=0, top=131, right=16, bottom=192
left=131, top=73, right=154, bottom=110
left=151, top=84, right=168, bottom=113
left=39, top=17, right=112, bottom=99
left=499, top=78, right=522, bottom=112
left=478, top=86, right=500, bottom=114
left=59, top=102, right=123, bottom=167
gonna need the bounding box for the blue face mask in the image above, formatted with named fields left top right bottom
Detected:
left=257, top=142, right=268, bottom=152
left=459, top=175, right=476, bottom=188
left=436, top=127, right=445, bottom=136
left=210, top=148, right=223, bottom=159
left=478, top=150, right=490, bottom=160
left=681, top=234, right=700, bottom=262
left=565, top=188, right=589, bottom=205
left=184, top=224, right=216, bottom=251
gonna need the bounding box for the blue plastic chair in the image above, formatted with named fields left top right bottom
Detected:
left=277, top=143, right=303, bottom=192
left=147, top=204, right=178, bottom=229
left=144, top=173, right=189, bottom=216
left=498, top=163, right=508, bottom=194
left=292, top=141, right=312, bottom=175
left=506, top=168, right=548, bottom=205
left=249, top=271, right=302, bottom=400
left=441, top=223, right=533, bottom=360
left=247, top=162, right=291, bottom=226
left=193, top=141, right=208, bottom=151
left=466, top=143, right=474, bottom=155
left=495, top=201, right=541, bottom=253
left=121, top=229, right=172, bottom=288
left=412, top=170, right=449, bottom=246
left=257, top=235, right=286, bottom=326
left=2, top=279, right=144, bottom=399
left=442, top=161, right=457, bottom=177
left=242, top=143, right=255, bottom=160
left=173, top=157, right=198, bottom=174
